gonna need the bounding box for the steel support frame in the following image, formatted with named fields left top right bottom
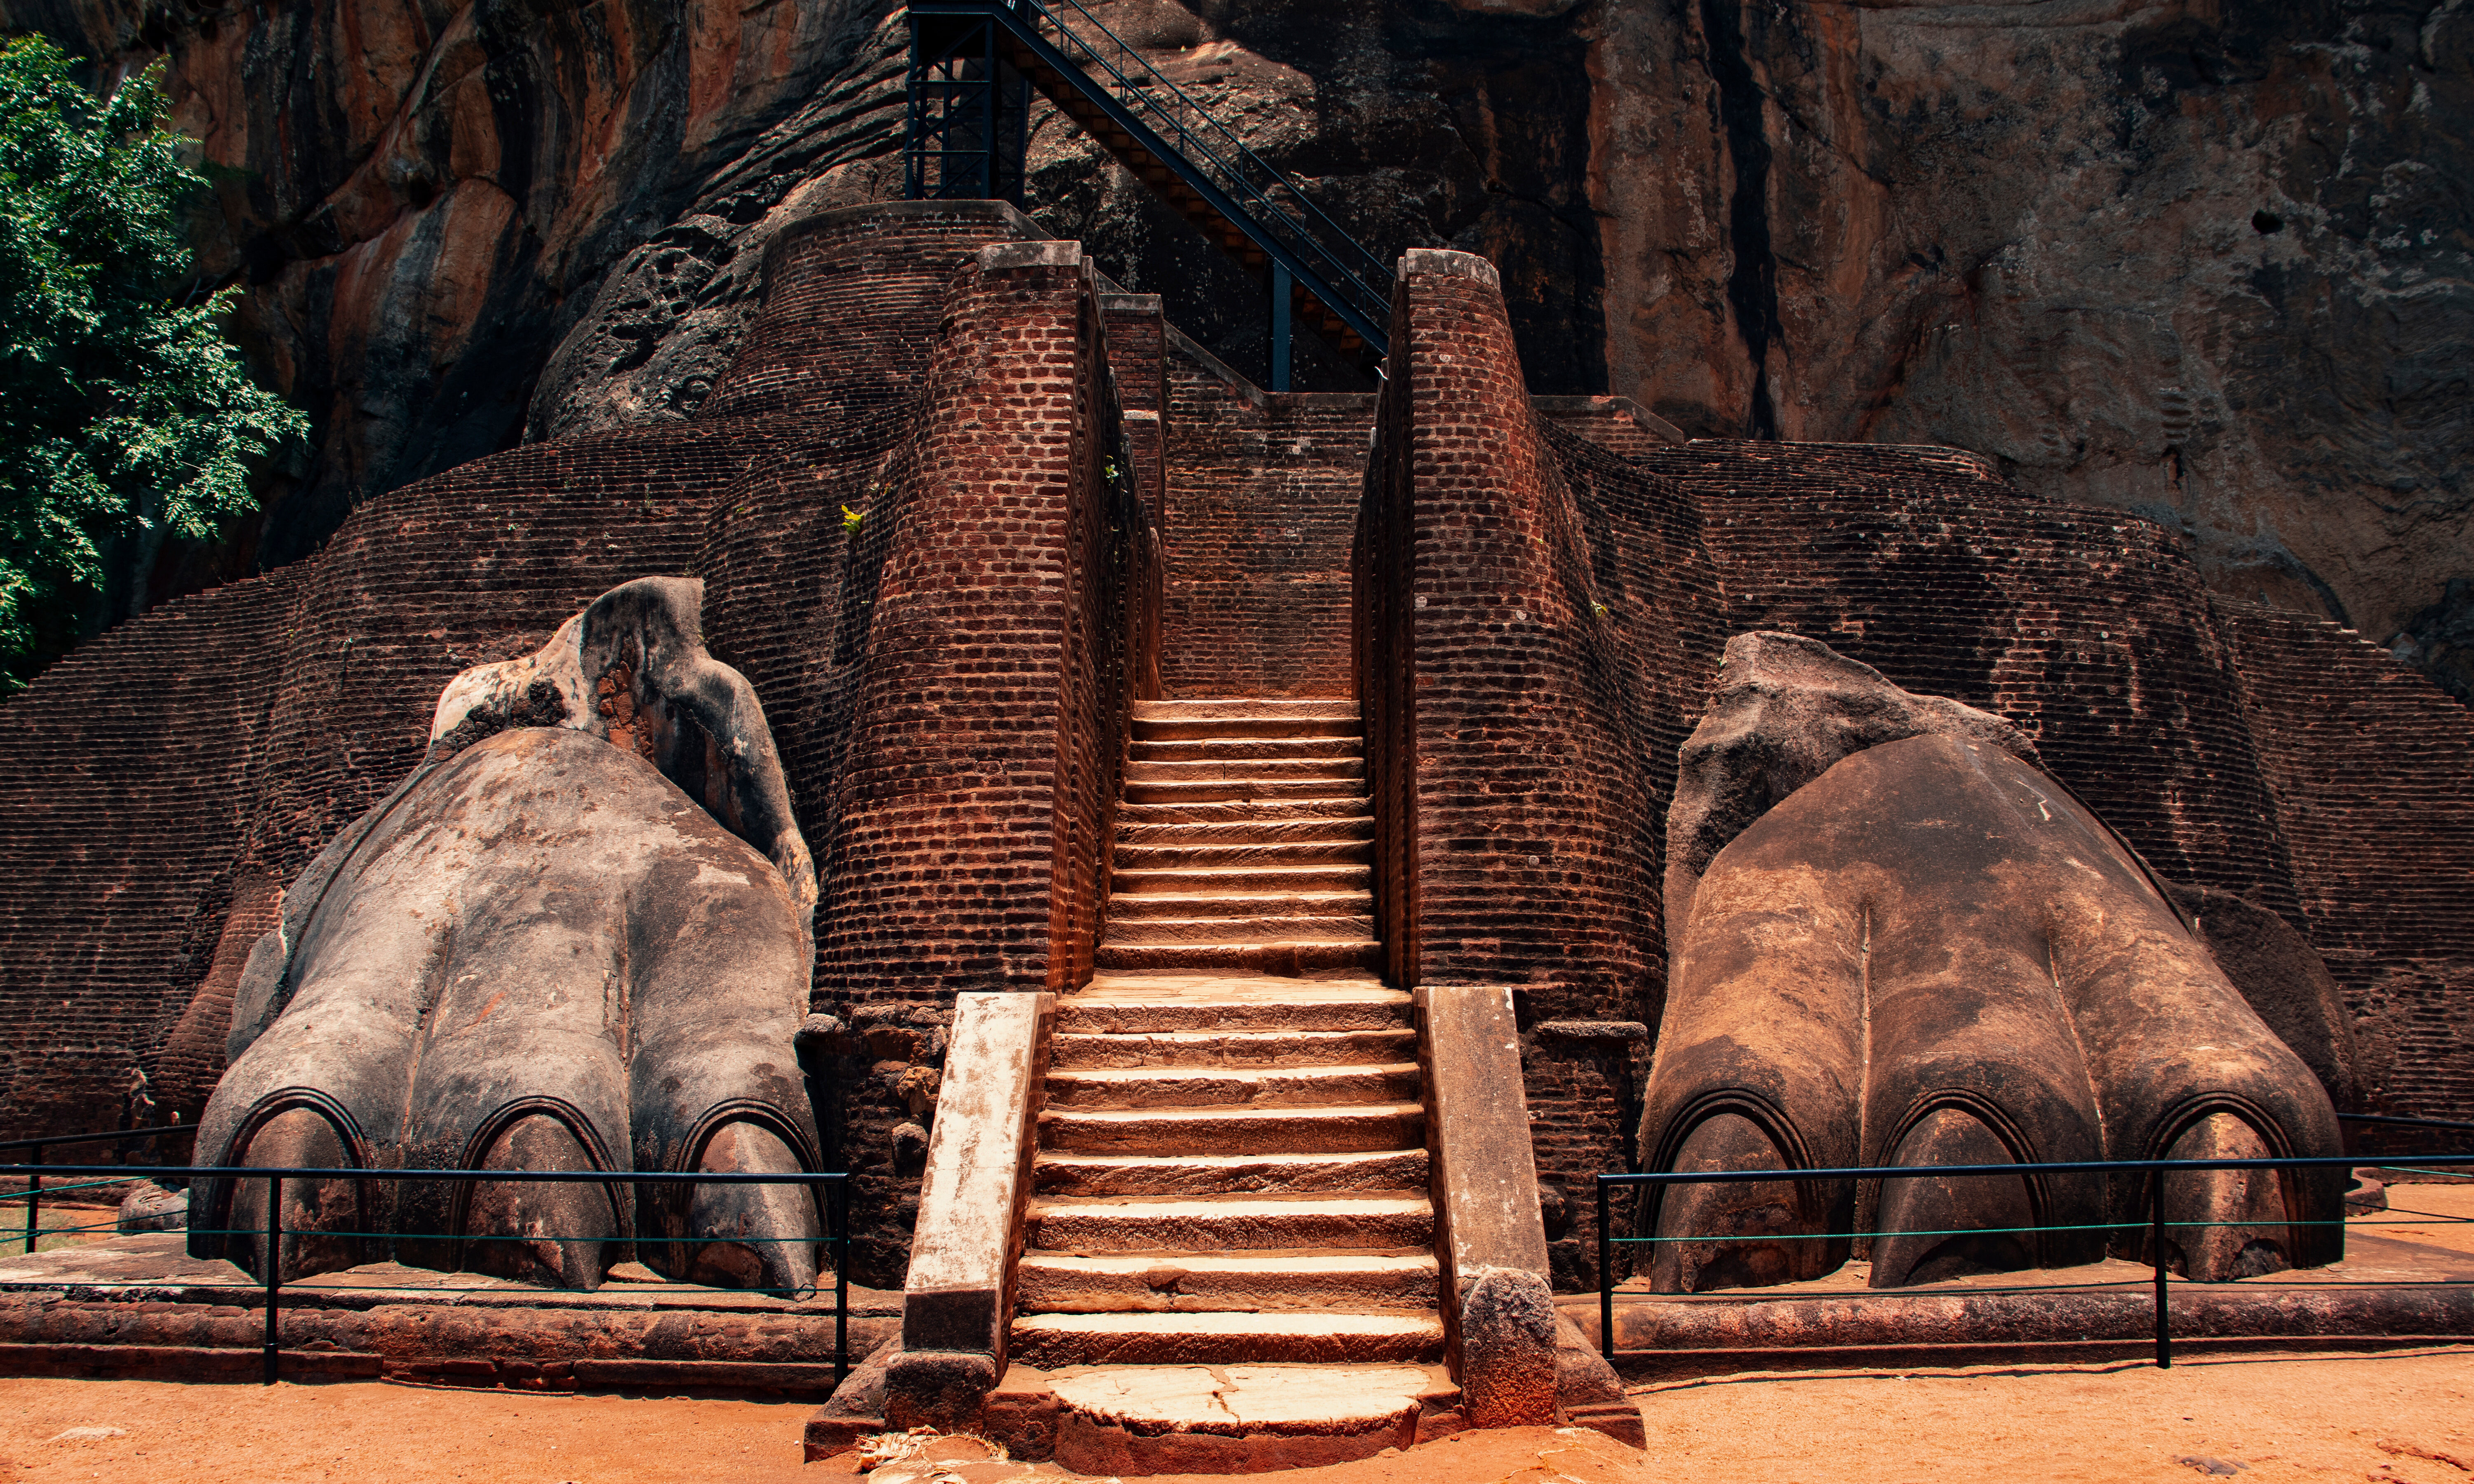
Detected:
left=906, top=14, right=1031, bottom=207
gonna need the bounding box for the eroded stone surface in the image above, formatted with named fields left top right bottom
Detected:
left=1049, top=1364, right=1429, bottom=1435
left=1664, top=630, right=2039, bottom=935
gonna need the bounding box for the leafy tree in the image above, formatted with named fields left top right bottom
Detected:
left=0, top=35, right=306, bottom=691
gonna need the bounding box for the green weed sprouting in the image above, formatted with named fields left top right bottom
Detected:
left=841, top=503, right=865, bottom=536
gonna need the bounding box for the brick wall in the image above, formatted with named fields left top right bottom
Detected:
left=0, top=573, right=297, bottom=1135
left=1159, top=329, right=1373, bottom=698
left=2216, top=601, right=2474, bottom=1146
left=808, top=240, right=1157, bottom=1279
left=701, top=201, right=1043, bottom=423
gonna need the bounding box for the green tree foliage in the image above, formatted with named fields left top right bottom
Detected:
left=0, top=35, right=306, bottom=691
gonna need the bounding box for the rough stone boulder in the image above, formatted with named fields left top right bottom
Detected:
left=2167, top=883, right=2366, bottom=1118
left=190, top=579, right=822, bottom=1292
left=1664, top=630, right=2041, bottom=934
left=1639, top=733, right=2345, bottom=1292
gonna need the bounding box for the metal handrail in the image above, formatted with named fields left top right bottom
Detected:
left=2, top=1160, right=852, bottom=1388
left=1591, top=1150, right=2474, bottom=1372
left=1008, top=0, right=1392, bottom=312
left=920, top=0, right=1395, bottom=345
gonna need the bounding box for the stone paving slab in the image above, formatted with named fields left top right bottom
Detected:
left=1567, top=1188, right=2474, bottom=1377
left=0, top=1230, right=899, bottom=1396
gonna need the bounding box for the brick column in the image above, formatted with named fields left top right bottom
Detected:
left=823, top=241, right=1115, bottom=1001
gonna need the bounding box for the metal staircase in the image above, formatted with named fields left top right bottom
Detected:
left=907, top=0, right=1394, bottom=385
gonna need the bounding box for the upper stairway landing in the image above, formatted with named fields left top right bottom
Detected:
left=1095, top=699, right=1381, bottom=977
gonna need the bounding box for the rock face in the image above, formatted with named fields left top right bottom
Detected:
left=12, top=0, right=2462, bottom=697
left=1640, top=733, right=2346, bottom=1290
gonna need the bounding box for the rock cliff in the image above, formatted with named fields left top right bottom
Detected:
left=13, top=0, right=2466, bottom=698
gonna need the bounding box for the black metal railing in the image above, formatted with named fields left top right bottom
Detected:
left=1593, top=1132, right=2474, bottom=1372
left=910, top=0, right=1395, bottom=357
left=0, top=1156, right=851, bottom=1387
left=0, top=1122, right=200, bottom=1257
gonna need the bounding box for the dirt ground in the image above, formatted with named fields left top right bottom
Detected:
left=1, top=1345, right=2466, bottom=1484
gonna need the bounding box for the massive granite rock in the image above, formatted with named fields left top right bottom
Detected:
left=14, top=0, right=2462, bottom=697
left=1664, top=631, right=2042, bottom=934
left=1643, top=732, right=2346, bottom=1291
left=190, top=579, right=823, bottom=1291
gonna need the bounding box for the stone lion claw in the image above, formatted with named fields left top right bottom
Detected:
left=190, top=578, right=824, bottom=1293
left=1637, top=636, right=2345, bottom=1291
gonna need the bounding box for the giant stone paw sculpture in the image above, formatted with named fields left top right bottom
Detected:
left=190, top=577, right=824, bottom=1292
left=1638, top=634, right=2345, bottom=1292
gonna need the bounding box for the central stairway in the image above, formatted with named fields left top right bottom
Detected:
left=1007, top=698, right=1454, bottom=1465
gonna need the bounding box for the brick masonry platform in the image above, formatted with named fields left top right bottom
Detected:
left=0, top=1229, right=898, bottom=1396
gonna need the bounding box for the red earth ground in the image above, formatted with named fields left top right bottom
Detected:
left=1, top=1345, right=2467, bottom=1484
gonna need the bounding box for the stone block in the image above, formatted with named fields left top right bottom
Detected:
left=981, top=1363, right=1061, bottom=1461
left=1418, top=983, right=1550, bottom=1293
left=882, top=1348, right=999, bottom=1433
left=899, top=991, right=1051, bottom=1402
left=1458, top=1268, right=1558, bottom=1428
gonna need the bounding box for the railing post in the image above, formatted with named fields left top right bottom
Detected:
left=21, top=1143, right=38, bottom=1257
left=1597, top=1176, right=1614, bottom=1364
left=1270, top=261, right=1292, bottom=392
left=263, top=1173, right=282, bottom=1385
left=834, top=1178, right=850, bottom=1385
left=2150, top=1169, right=2171, bottom=1369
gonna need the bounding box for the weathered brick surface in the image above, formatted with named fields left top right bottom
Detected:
left=701, top=201, right=1044, bottom=423
left=2215, top=601, right=2474, bottom=1151
left=1355, top=251, right=1729, bottom=1285
left=0, top=573, right=297, bottom=1136
left=1159, top=329, right=1373, bottom=698
left=819, top=243, right=1150, bottom=1002
left=1357, top=251, right=1726, bottom=1022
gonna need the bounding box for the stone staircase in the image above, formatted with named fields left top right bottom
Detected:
left=1004, top=699, right=1455, bottom=1465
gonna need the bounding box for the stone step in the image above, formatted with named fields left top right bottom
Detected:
left=1009, top=1311, right=1445, bottom=1368
left=1116, top=798, right=1369, bottom=826
left=1126, top=757, right=1366, bottom=784
left=1016, top=1251, right=1439, bottom=1313
left=1094, top=940, right=1384, bottom=974
left=1112, top=841, right=1371, bottom=873
left=1103, top=890, right=1370, bottom=922
left=1040, top=1101, right=1425, bottom=1156
left=1124, top=778, right=1366, bottom=806
left=1032, top=1148, right=1429, bottom=1197
left=1132, top=699, right=1361, bottom=722
left=1115, top=816, right=1373, bottom=848
left=1049, top=1029, right=1417, bottom=1071
left=1130, top=700, right=1360, bottom=744
left=1021, top=1364, right=1456, bottom=1475
left=1102, top=916, right=1377, bottom=947
left=1043, top=1062, right=1421, bottom=1110
left=1129, top=737, right=1363, bottom=764
left=1062, top=974, right=1408, bottom=1033
left=1134, top=716, right=1365, bottom=741
left=1110, top=864, right=1372, bottom=895
left=1025, top=1194, right=1433, bottom=1254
